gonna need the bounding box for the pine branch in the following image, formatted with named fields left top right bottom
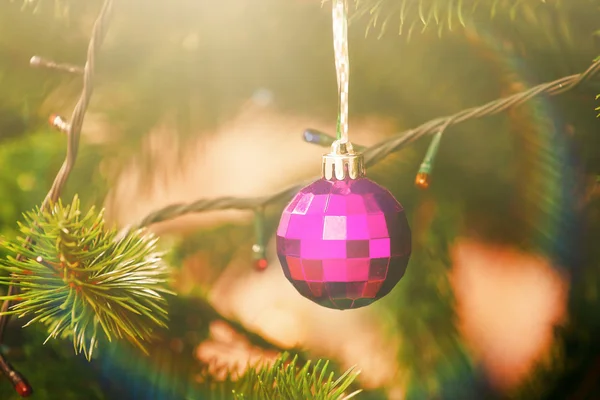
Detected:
left=350, top=0, right=579, bottom=38
left=132, top=59, right=600, bottom=228
left=0, top=0, right=114, bottom=342
left=0, top=0, right=113, bottom=393
left=0, top=196, right=172, bottom=360
left=200, top=352, right=361, bottom=400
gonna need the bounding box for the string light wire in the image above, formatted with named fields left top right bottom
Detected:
left=133, top=59, right=600, bottom=228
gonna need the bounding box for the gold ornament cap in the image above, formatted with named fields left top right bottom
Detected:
left=322, top=140, right=365, bottom=181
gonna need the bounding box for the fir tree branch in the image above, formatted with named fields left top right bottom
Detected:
left=0, top=0, right=113, bottom=362
left=133, top=58, right=600, bottom=228
left=200, top=352, right=361, bottom=400
left=0, top=196, right=172, bottom=360
left=350, top=0, right=581, bottom=38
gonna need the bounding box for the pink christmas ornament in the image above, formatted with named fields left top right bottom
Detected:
left=278, top=0, right=411, bottom=309
left=276, top=142, right=411, bottom=310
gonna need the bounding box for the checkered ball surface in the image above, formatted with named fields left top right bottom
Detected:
left=276, top=177, right=411, bottom=310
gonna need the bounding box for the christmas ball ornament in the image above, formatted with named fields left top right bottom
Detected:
left=276, top=141, right=411, bottom=309
left=276, top=0, right=411, bottom=309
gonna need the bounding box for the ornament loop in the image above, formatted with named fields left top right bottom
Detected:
left=332, top=0, right=350, bottom=143
left=322, top=140, right=365, bottom=181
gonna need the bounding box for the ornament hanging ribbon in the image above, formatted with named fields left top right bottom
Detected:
left=332, top=0, right=349, bottom=143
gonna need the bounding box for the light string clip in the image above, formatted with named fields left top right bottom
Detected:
left=48, top=114, right=71, bottom=134
left=415, top=116, right=456, bottom=189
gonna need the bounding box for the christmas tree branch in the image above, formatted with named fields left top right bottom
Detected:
left=134, top=58, right=600, bottom=228
left=203, top=352, right=361, bottom=400
left=351, top=0, right=555, bottom=38
left=0, top=0, right=113, bottom=360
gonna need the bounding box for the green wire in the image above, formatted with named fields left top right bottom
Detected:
left=418, top=130, right=443, bottom=174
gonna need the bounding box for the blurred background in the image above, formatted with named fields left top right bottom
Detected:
left=0, top=0, right=599, bottom=398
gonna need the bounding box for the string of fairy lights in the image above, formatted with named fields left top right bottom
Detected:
left=46, top=36, right=600, bottom=272
left=1, top=0, right=600, bottom=396
left=125, top=57, right=599, bottom=268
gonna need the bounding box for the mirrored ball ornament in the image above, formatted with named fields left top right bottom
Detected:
left=276, top=176, right=411, bottom=310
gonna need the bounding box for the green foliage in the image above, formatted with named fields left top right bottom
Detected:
left=200, top=353, right=361, bottom=400
left=0, top=131, right=64, bottom=241
left=0, top=196, right=172, bottom=359
left=2, top=1, right=600, bottom=398
left=0, top=325, right=104, bottom=400
left=379, top=199, right=482, bottom=399
left=513, top=195, right=600, bottom=399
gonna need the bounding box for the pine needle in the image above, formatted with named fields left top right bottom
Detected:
left=0, top=195, right=173, bottom=359
left=198, top=353, right=361, bottom=400
left=352, top=0, right=555, bottom=38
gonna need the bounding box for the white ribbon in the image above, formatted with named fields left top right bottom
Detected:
left=332, top=0, right=349, bottom=143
